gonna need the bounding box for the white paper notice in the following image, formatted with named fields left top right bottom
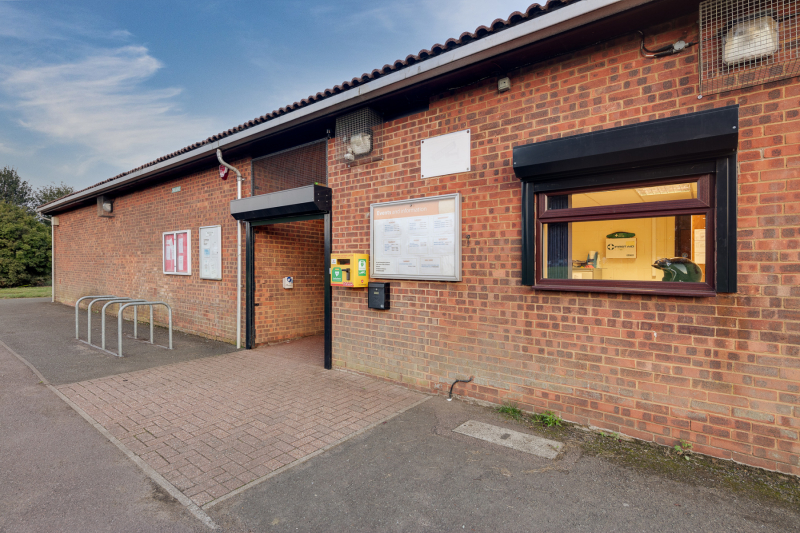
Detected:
left=694, top=228, right=706, bottom=265
left=407, top=217, right=428, bottom=235
left=407, top=237, right=428, bottom=255
left=432, top=235, right=455, bottom=255
left=420, top=257, right=441, bottom=275
left=432, top=213, right=454, bottom=234
left=383, top=220, right=402, bottom=237
left=200, top=226, right=222, bottom=279
left=383, top=238, right=401, bottom=256
left=398, top=258, right=418, bottom=275
left=374, top=260, right=395, bottom=275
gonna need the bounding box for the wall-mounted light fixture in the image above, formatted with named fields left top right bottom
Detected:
left=723, top=15, right=779, bottom=64
left=498, top=76, right=511, bottom=92
left=97, top=195, right=114, bottom=217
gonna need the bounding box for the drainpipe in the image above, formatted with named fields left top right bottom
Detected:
left=217, top=149, right=243, bottom=349
left=51, top=221, right=55, bottom=302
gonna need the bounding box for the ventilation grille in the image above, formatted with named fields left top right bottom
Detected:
left=252, top=139, right=327, bottom=196
left=335, top=108, right=383, bottom=165
left=700, top=0, right=799, bottom=95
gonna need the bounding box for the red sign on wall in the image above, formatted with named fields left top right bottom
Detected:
left=163, top=230, right=191, bottom=275
left=164, top=234, right=175, bottom=272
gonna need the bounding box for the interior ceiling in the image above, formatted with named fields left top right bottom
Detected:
left=572, top=184, right=697, bottom=207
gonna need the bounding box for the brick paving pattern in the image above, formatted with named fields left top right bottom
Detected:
left=57, top=336, right=423, bottom=506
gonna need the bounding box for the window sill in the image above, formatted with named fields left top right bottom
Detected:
left=532, top=284, right=716, bottom=298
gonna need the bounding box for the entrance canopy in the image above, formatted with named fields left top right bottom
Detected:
left=230, top=183, right=333, bottom=368
left=230, top=184, right=331, bottom=222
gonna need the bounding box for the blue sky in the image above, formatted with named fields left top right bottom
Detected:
left=0, top=0, right=527, bottom=190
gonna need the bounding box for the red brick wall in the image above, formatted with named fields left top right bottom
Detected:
left=253, top=219, right=325, bottom=344
left=252, top=141, right=327, bottom=195
left=54, top=158, right=252, bottom=342
left=329, top=14, right=800, bottom=475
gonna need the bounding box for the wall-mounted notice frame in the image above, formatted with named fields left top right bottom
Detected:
left=420, top=129, right=471, bottom=179
left=370, top=193, right=461, bottom=282
left=199, top=225, right=222, bottom=280
left=163, top=230, right=191, bottom=275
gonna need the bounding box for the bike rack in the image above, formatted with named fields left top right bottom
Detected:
left=116, top=301, right=172, bottom=357
left=75, top=295, right=116, bottom=339
left=87, top=297, right=135, bottom=345
left=101, top=299, right=147, bottom=350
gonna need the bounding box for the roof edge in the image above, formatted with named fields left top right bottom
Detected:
left=40, top=0, right=650, bottom=215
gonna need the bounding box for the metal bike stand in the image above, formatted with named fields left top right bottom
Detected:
left=75, top=295, right=116, bottom=339
left=87, top=297, right=133, bottom=345
left=116, top=301, right=173, bottom=357
left=101, top=299, right=147, bottom=351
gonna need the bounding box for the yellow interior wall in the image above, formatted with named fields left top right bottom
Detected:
left=570, top=217, right=676, bottom=281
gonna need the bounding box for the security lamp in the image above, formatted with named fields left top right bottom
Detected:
left=97, top=195, right=114, bottom=217
left=349, top=132, right=372, bottom=156
left=723, top=15, right=779, bottom=64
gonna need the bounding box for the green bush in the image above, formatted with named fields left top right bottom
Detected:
left=0, top=201, right=51, bottom=288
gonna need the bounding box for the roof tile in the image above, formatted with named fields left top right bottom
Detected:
left=41, top=0, right=575, bottom=209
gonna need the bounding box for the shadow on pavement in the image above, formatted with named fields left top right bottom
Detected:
left=0, top=298, right=238, bottom=385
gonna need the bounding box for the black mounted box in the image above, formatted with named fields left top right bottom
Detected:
left=368, top=282, right=390, bottom=310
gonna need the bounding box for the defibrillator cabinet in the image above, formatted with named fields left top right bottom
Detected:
left=331, top=253, right=369, bottom=287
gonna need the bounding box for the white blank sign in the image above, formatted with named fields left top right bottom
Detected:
left=421, top=129, right=470, bottom=179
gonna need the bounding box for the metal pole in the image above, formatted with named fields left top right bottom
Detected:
left=87, top=297, right=126, bottom=345
left=51, top=223, right=54, bottom=303
left=75, top=295, right=115, bottom=339
left=116, top=301, right=172, bottom=356
left=168, top=306, right=173, bottom=350
left=217, top=149, right=243, bottom=350
left=134, top=306, right=138, bottom=339
left=101, top=299, right=145, bottom=350
left=324, top=212, right=332, bottom=370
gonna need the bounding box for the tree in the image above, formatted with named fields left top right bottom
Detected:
left=0, top=201, right=51, bottom=287
left=33, top=181, right=75, bottom=224
left=0, top=166, right=33, bottom=211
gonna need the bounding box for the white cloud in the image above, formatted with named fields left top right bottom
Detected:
left=1, top=45, right=215, bottom=172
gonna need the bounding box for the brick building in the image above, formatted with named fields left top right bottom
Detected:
left=41, top=0, right=800, bottom=475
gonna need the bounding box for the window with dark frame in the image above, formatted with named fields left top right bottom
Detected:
left=513, top=106, right=739, bottom=297
left=534, top=175, right=715, bottom=295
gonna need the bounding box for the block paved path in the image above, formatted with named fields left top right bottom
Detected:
left=57, top=335, right=424, bottom=507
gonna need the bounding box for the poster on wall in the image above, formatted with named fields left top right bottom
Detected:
left=163, top=230, right=191, bottom=275
left=370, top=193, right=461, bottom=281
left=199, top=225, right=222, bottom=280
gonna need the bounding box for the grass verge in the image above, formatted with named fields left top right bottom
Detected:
left=495, top=403, right=800, bottom=509
left=0, top=286, right=52, bottom=299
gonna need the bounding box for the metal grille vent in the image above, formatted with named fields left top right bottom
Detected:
left=700, top=0, right=799, bottom=95
left=335, top=108, right=383, bottom=164
left=252, top=139, right=327, bottom=196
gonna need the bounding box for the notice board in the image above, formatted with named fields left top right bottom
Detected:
left=199, top=225, right=222, bottom=280
left=370, top=193, right=461, bottom=281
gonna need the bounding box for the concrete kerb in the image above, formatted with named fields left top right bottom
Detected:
left=0, top=338, right=220, bottom=531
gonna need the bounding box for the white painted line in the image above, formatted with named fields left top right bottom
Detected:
left=453, top=420, right=564, bottom=459
left=202, top=393, right=431, bottom=509
left=0, top=339, right=220, bottom=531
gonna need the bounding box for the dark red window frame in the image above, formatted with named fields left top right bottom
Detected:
left=534, top=175, right=716, bottom=297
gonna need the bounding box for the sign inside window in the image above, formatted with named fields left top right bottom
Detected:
left=163, top=230, right=191, bottom=275
left=370, top=193, right=461, bottom=281
left=199, top=225, right=222, bottom=280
